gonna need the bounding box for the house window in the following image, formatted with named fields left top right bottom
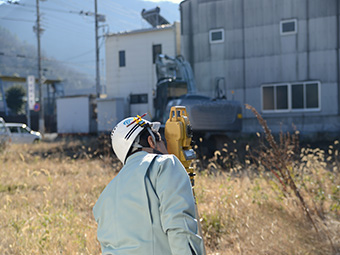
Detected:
left=153, top=44, right=162, bottom=64
left=262, top=84, right=288, bottom=111
left=280, top=19, right=297, bottom=35
left=119, top=50, right=125, bottom=67
left=209, top=28, right=224, bottom=44
left=262, top=81, right=320, bottom=112
left=292, top=84, right=304, bottom=109
left=262, top=86, right=274, bottom=110
left=292, top=82, right=319, bottom=110
left=130, top=94, right=148, bottom=104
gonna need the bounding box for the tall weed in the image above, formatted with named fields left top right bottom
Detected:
left=245, top=104, right=339, bottom=252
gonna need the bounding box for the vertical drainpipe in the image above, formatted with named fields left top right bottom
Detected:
left=241, top=0, right=246, bottom=108
left=188, top=1, right=194, bottom=71
left=306, top=0, right=310, bottom=80
left=302, top=0, right=310, bottom=132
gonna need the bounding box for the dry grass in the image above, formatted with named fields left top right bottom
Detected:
left=0, top=137, right=339, bottom=254
left=196, top=171, right=340, bottom=254
left=0, top=140, right=120, bottom=254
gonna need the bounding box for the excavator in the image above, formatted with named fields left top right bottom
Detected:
left=153, top=55, right=242, bottom=152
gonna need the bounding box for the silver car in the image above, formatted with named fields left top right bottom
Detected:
left=6, top=123, right=42, bottom=144
left=0, top=117, right=11, bottom=145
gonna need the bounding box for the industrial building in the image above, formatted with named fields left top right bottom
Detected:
left=180, top=0, right=340, bottom=135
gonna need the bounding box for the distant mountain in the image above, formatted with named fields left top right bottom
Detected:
left=0, top=0, right=180, bottom=94
left=0, top=26, right=95, bottom=95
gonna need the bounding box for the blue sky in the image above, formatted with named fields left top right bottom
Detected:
left=0, top=0, right=181, bottom=80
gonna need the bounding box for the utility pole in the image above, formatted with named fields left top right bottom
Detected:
left=79, top=4, right=105, bottom=98
left=94, top=0, right=100, bottom=98
left=35, top=0, right=44, bottom=133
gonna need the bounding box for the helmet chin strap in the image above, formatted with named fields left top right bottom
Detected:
left=141, top=147, right=164, bottom=155
left=130, top=135, right=143, bottom=154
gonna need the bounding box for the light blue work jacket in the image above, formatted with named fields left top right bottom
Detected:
left=93, top=151, right=204, bottom=255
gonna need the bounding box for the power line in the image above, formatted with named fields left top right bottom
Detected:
left=62, top=48, right=94, bottom=62
left=2, top=0, right=106, bottom=85
left=0, top=17, right=34, bottom=22
left=58, top=0, right=84, bottom=12
left=2, top=0, right=99, bottom=39
left=0, top=51, right=101, bottom=69
left=43, top=12, right=94, bottom=38
left=4, top=0, right=88, bottom=16
left=0, top=52, right=36, bottom=59
left=59, top=34, right=105, bottom=62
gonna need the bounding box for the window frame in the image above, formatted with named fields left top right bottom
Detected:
left=280, top=19, right=298, bottom=36
left=291, top=81, right=321, bottom=112
left=152, top=44, right=162, bottom=64
left=261, top=81, right=321, bottom=113
left=130, top=94, right=148, bottom=104
left=119, top=50, right=126, bottom=67
left=209, top=28, right=225, bottom=44
left=261, top=83, right=290, bottom=113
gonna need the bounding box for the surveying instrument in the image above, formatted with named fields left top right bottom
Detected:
left=165, top=106, right=206, bottom=254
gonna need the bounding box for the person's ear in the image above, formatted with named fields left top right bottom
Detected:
left=147, top=135, right=156, bottom=149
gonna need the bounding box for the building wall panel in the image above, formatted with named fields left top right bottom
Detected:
left=180, top=0, right=339, bottom=133
left=106, top=24, right=179, bottom=117
left=309, top=16, right=337, bottom=51
left=224, top=29, right=244, bottom=59
left=309, top=0, right=337, bottom=18
left=309, top=50, right=337, bottom=82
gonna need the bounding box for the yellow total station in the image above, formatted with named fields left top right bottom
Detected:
left=165, top=106, right=196, bottom=185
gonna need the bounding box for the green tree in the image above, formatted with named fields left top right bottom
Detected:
left=5, top=84, right=26, bottom=114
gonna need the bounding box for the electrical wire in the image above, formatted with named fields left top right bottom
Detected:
left=0, top=16, right=34, bottom=22
left=0, top=52, right=100, bottom=71
left=0, top=52, right=36, bottom=60
left=3, top=0, right=86, bottom=16
left=57, top=0, right=85, bottom=12
left=42, top=12, right=93, bottom=38
left=1, top=1, right=95, bottom=37
left=60, top=34, right=105, bottom=62
left=61, top=49, right=95, bottom=62
left=101, top=1, right=139, bottom=18
left=1, top=0, right=110, bottom=81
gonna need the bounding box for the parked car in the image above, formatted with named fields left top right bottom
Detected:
left=0, top=117, right=11, bottom=145
left=6, top=123, right=42, bottom=144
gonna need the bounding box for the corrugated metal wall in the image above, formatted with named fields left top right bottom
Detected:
left=180, top=0, right=340, bottom=134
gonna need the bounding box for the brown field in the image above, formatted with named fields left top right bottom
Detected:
left=0, top=136, right=339, bottom=255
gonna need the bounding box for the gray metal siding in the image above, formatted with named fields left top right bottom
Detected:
left=309, top=16, right=337, bottom=51
left=180, top=0, right=340, bottom=133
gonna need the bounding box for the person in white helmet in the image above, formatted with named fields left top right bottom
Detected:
left=93, top=115, right=204, bottom=255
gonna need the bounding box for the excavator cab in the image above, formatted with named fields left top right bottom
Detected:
left=153, top=54, right=242, bottom=133
left=153, top=79, right=187, bottom=123
left=153, top=54, right=193, bottom=123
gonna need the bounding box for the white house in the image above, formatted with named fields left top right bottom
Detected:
left=105, top=22, right=180, bottom=119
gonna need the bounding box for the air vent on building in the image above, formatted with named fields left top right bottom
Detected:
left=209, top=28, right=225, bottom=44
left=280, top=19, right=297, bottom=35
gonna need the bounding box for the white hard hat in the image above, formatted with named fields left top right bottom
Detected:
left=111, top=116, right=160, bottom=164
